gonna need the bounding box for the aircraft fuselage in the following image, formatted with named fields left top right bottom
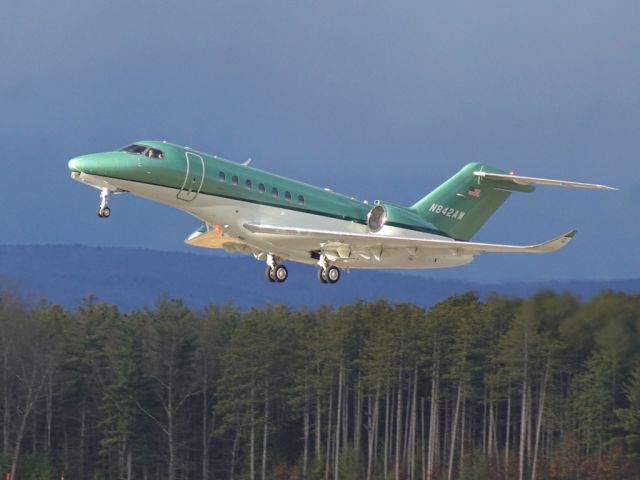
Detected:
left=69, top=141, right=471, bottom=272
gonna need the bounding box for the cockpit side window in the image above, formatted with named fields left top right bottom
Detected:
left=145, top=148, right=164, bottom=159
left=120, top=144, right=147, bottom=155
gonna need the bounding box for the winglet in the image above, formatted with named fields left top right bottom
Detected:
left=528, top=229, right=577, bottom=253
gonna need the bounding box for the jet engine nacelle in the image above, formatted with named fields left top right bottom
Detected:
left=367, top=204, right=387, bottom=232
left=368, top=201, right=439, bottom=234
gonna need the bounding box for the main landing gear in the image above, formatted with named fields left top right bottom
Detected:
left=317, top=254, right=340, bottom=284
left=261, top=253, right=341, bottom=284
left=265, top=264, right=288, bottom=283
left=265, top=254, right=288, bottom=283
left=97, top=187, right=111, bottom=218
left=317, top=266, right=340, bottom=284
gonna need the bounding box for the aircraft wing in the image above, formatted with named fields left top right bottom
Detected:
left=243, top=223, right=577, bottom=255
left=473, top=171, right=617, bottom=190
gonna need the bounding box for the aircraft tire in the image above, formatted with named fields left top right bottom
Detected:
left=317, top=268, right=328, bottom=284
left=99, top=207, right=111, bottom=218
left=274, top=265, right=288, bottom=283
left=265, top=266, right=276, bottom=282
left=326, top=266, right=340, bottom=284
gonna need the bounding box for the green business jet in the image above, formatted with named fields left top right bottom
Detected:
left=68, top=141, right=615, bottom=284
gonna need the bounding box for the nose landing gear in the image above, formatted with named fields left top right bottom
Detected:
left=97, top=188, right=111, bottom=218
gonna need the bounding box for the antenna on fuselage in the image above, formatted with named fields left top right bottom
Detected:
left=242, top=157, right=252, bottom=166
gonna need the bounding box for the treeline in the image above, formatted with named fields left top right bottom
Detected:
left=1, top=290, right=640, bottom=480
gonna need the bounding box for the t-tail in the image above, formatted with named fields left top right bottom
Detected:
left=410, top=162, right=616, bottom=241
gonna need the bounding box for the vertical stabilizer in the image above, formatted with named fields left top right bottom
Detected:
left=410, top=163, right=534, bottom=241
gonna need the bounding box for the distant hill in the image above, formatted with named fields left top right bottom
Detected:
left=0, top=245, right=638, bottom=311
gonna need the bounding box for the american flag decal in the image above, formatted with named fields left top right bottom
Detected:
left=468, top=187, right=481, bottom=198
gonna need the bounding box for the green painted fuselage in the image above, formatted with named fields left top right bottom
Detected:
left=67, top=140, right=534, bottom=270
left=70, top=141, right=445, bottom=234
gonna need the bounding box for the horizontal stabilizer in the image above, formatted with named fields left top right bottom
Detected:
left=473, top=171, right=617, bottom=190
left=244, top=223, right=577, bottom=255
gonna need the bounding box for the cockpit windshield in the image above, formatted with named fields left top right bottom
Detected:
left=120, top=144, right=147, bottom=155
left=120, top=144, right=164, bottom=159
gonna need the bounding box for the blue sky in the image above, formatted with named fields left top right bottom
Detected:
left=1, top=0, right=638, bottom=282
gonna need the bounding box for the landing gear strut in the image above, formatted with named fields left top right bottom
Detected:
left=265, top=254, right=288, bottom=283
left=317, top=254, right=340, bottom=284
left=97, top=188, right=111, bottom=218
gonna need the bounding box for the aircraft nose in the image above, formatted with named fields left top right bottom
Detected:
left=68, top=157, right=80, bottom=172
left=67, top=154, right=104, bottom=174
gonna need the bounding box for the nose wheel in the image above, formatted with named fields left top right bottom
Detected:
left=97, top=206, right=111, bottom=218
left=318, top=266, right=340, bottom=284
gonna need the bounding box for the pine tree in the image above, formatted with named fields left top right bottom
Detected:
left=615, top=364, right=640, bottom=441
left=140, top=295, right=198, bottom=480
left=573, top=348, right=619, bottom=459
left=59, top=296, right=120, bottom=478
left=196, top=303, right=238, bottom=480
left=100, top=312, right=149, bottom=480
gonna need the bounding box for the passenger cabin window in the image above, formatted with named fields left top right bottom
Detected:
left=120, top=144, right=147, bottom=155
left=285, top=191, right=292, bottom=202
left=258, top=183, right=265, bottom=193
left=245, top=179, right=252, bottom=190
left=218, top=171, right=226, bottom=182
left=145, top=148, right=164, bottom=159
left=271, top=187, right=278, bottom=198
left=232, top=175, right=239, bottom=186
left=297, top=195, right=305, bottom=205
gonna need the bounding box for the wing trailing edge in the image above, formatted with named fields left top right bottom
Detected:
left=243, top=223, right=577, bottom=255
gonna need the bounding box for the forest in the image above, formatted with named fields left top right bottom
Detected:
left=0, top=289, right=639, bottom=480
